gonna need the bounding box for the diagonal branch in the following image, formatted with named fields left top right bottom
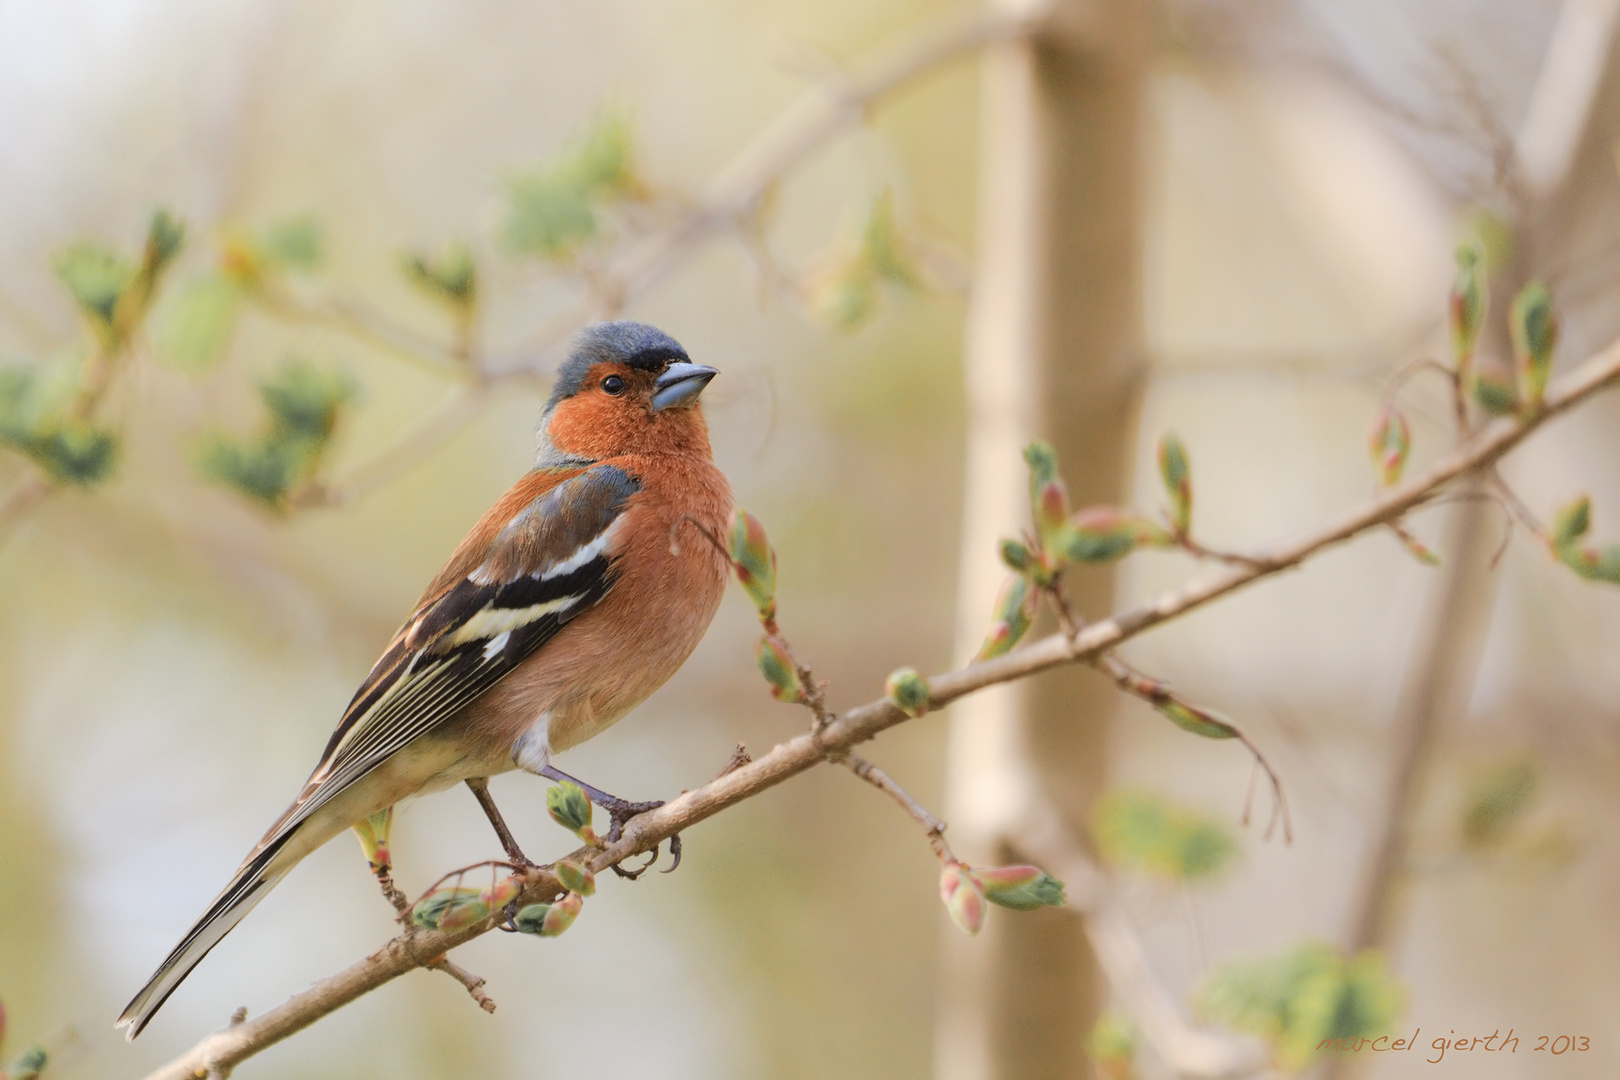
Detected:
left=142, top=334, right=1620, bottom=1080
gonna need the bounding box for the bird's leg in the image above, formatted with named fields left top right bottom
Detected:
left=538, top=763, right=681, bottom=878
left=465, top=777, right=534, bottom=868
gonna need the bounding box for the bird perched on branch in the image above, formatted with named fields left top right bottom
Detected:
left=118, top=322, right=733, bottom=1039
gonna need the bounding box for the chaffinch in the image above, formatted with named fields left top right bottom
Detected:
left=118, top=321, right=733, bottom=1039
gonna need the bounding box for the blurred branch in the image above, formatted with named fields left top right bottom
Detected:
left=0, top=472, right=52, bottom=542
left=143, top=334, right=1620, bottom=1080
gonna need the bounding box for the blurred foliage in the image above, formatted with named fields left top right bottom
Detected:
left=501, top=107, right=638, bottom=261
left=196, top=358, right=354, bottom=508
left=807, top=191, right=921, bottom=330
left=403, top=244, right=479, bottom=310
left=1089, top=1010, right=1138, bottom=1080
left=1460, top=756, right=1538, bottom=849
left=1199, top=941, right=1405, bottom=1073
left=0, top=368, right=118, bottom=485
left=1093, top=790, right=1238, bottom=884
left=157, top=273, right=243, bottom=372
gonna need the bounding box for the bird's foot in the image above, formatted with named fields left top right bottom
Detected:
left=597, top=796, right=682, bottom=879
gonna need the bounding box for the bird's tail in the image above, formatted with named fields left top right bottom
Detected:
left=115, top=834, right=295, bottom=1040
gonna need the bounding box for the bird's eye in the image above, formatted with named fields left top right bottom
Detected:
left=601, top=375, right=626, bottom=395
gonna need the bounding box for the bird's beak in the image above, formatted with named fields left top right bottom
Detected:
left=651, top=362, right=718, bottom=412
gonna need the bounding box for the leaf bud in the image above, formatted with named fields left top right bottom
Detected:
left=1511, top=281, right=1558, bottom=408
left=1062, top=505, right=1163, bottom=563
left=513, top=891, right=584, bottom=937
left=999, top=537, right=1032, bottom=574
left=1157, top=433, right=1192, bottom=533
left=939, top=860, right=987, bottom=935
left=411, top=886, right=489, bottom=931
left=1470, top=369, right=1519, bottom=415
left=351, top=806, right=393, bottom=874
left=553, top=860, right=596, bottom=897
left=1367, top=405, right=1411, bottom=487
left=546, top=781, right=600, bottom=846
left=974, top=575, right=1035, bottom=662
left=1449, top=244, right=1486, bottom=374
left=1559, top=543, right=1620, bottom=584
left=481, top=874, right=523, bottom=911
left=1552, top=495, right=1591, bottom=548
left=1156, top=699, right=1239, bottom=740
left=972, top=864, right=1067, bottom=911
left=755, top=636, right=806, bottom=702
left=884, top=667, right=930, bottom=717
left=6, top=1045, right=46, bottom=1080
left=729, top=510, right=777, bottom=623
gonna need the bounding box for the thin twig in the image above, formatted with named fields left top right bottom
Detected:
left=841, top=752, right=953, bottom=860
left=424, top=957, right=498, bottom=1014
left=141, top=335, right=1620, bottom=1080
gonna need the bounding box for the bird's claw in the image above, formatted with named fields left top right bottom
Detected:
left=593, top=796, right=684, bottom=879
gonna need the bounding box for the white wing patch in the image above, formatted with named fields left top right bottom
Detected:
left=448, top=594, right=584, bottom=647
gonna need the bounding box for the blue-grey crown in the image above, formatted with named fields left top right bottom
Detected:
left=546, top=322, right=690, bottom=411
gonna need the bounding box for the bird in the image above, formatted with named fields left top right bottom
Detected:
left=117, top=321, right=734, bottom=1039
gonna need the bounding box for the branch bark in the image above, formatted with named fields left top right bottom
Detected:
left=142, top=334, right=1620, bottom=1080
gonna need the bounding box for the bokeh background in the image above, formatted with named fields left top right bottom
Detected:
left=0, top=1, right=1617, bottom=1078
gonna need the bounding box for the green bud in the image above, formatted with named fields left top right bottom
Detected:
left=513, top=891, right=584, bottom=937
left=974, top=575, right=1035, bottom=662
left=554, top=859, right=596, bottom=897
left=1552, top=495, right=1591, bottom=547
left=755, top=636, right=805, bottom=702
left=351, top=806, right=393, bottom=874
left=884, top=667, right=930, bottom=717
left=939, top=861, right=986, bottom=935
left=1157, top=433, right=1191, bottom=533
left=1471, top=369, right=1519, bottom=415
left=411, top=886, right=489, bottom=931
left=402, top=244, right=478, bottom=308
left=1510, top=281, right=1558, bottom=407
left=1449, top=244, right=1486, bottom=374
left=546, top=781, right=600, bottom=845
left=144, top=208, right=186, bottom=274
left=999, top=537, right=1032, bottom=574
left=1559, top=543, right=1620, bottom=584
left=1022, top=440, right=1060, bottom=489
left=1157, top=699, right=1239, bottom=740
left=1367, top=405, right=1411, bottom=487
left=729, top=510, right=777, bottom=623
left=1061, top=505, right=1165, bottom=563
left=1393, top=525, right=1441, bottom=566
left=972, top=864, right=1066, bottom=910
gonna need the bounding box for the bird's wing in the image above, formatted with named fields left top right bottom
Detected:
left=255, top=463, right=641, bottom=854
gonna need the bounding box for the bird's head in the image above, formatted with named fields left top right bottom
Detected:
left=538, top=322, right=718, bottom=463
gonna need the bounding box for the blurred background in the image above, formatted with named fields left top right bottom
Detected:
left=0, top=1, right=1616, bottom=1078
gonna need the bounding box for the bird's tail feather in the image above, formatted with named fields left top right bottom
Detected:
left=115, top=836, right=294, bottom=1040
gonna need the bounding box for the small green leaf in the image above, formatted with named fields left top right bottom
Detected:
left=258, top=215, right=324, bottom=270
left=158, top=273, right=243, bottom=372
left=1448, top=244, right=1486, bottom=372
left=1157, top=698, right=1239, bottom=740
left=974, top=574, right=1035, bottom=662
left=1551, top=496, right=1591, bottom=547
left=1470, top=369, right=1519, bottom=415
left=55, top=243, right=136, bottom=337
left=728, top=510, right=777, bottom=622
left=554, top=859, right=596, bottom=897
left=972, top=864, right=1065, bottom=910
left=1461, top=757, right=1537, bottom=848
left=1510, top=281, right=1558, bottom=407
left=546, top=781, right=599, bottom=844
left=502, top=108, right=637, bottom=261
left=755, top=636, right=805, bottom=702
left=1158, top=433, right=1191, bottom=532
left=513, top=891, right=583, bottom=937
left=1094, top=790, right=1239, bottom=884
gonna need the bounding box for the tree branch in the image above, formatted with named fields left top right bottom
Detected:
left=143, top=335, right=1620, bottom=1080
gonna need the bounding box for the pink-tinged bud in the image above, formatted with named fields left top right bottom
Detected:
left=1511, top=281, right=1558, bottom=408
left=974, top=575, right=1035, bottom=662
left=940, top=861, right=987, bottom=935
left=554, top=860, right=596, bottom=897
left=513, top=891, right=584, bottom=937
left=1449, top=245, right=1486, bottom=375
left=1552, top=495, right=1591, bottom=548
left=546, top=781, right=600, bottom=846
left=1062, top=505, right=1166, bottom=563
left=756, top=636, right=806, bottom=702
left=729, top=510, right=777, bottom=623
left=1157, top=433, right=1192, bottom=533
left=1367, top=405, right=1411, bottom=487
left=352, top=806, right=393, bottom=874
left=1559, top=543, right=1620, bottom=584
left=1471, top=368, right=1518, bottom=415
left=1156, top=699, right=1239, bottom=740
left=1392, top=526, right=1441, bottom=566
left=972, top=864, right=1066, bottom=910
left=411, top=886, right=489, bottom=931
left=1034, top=479, right=1071, bottom=550
left=481, top=875, right=523, bottom=911
left=885, top=667, right=931, bottom=717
